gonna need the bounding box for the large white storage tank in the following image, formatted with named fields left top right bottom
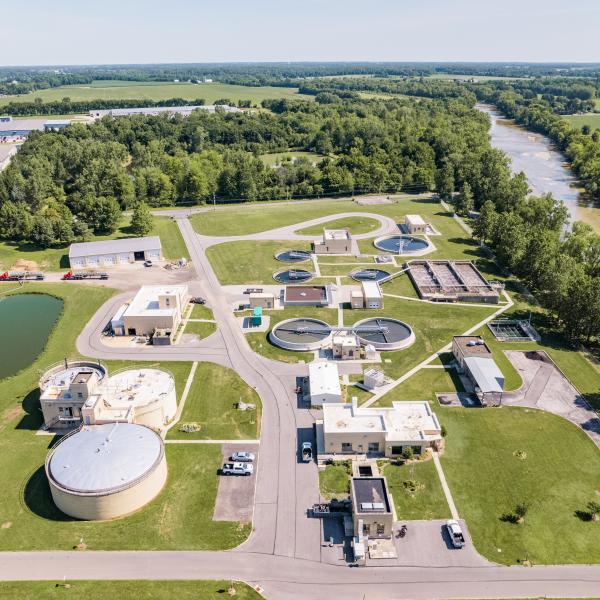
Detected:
left=45, top=423, right=167, bottom=520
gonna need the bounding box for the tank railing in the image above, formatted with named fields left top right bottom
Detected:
left=38, top=360, right=107, bottom=390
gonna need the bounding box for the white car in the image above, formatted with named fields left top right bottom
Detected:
left=446, top=519, right=465, bottom=548
left=231, top=451, right=255, bottom=462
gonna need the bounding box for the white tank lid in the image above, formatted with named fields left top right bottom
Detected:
left=49, top=423, right=163, bottom=494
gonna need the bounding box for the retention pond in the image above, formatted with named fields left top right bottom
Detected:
left=0, top=293, right=63, bottom=379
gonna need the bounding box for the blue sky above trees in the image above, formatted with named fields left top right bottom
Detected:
left=2, top=0, right=599, bottom=65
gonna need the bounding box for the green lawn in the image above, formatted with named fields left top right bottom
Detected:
left=295, top=216, right=381, bottom=236
left=346, top=296, right=497, bottom=383
left=382, top=459, right=451, bottom=520
left=190, top=303, right=214, bottom=319
left=167, top=362, right=261, bottom=440
left=206, top=240, right=312, bottom=285
left=0, top=215, right=187, bottom=271
left=383, top=367, right=465, bottom=404
left=191, top=195, right=448, bottom=237
left=0, top=285, right=247, bottom=550
left=439, top=406, right=600, bottom=565
left=184, top=320, right=217, bottom=340
left=380, top=273, right=419, bottom=297
left=562, top=113, right=600, bottom=132
left=0, top=581, right=263, bottom=600
left=0, top=80, right=311, bottom=108
left=319, top=462, right=351, bottom=499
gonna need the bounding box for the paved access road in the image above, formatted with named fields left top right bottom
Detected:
left=27, top=210, right=600, bottom=599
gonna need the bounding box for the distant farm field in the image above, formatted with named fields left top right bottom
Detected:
left=562, top=113, right=600, bottom=131
left=0, top=80, right=312, bottom=107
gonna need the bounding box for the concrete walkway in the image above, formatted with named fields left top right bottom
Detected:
left=162, top=361, right=198, bottom=438
left=432, top=451, right=460, bottom=521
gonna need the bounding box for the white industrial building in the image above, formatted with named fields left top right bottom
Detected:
left=308, top=362, right=342, bottom=406
left=351, top=281, right=384, bottom=309
left=313, top=229, right=352, bottom=255
left=89, top=105, right=241, bottom=119
left=452, top=336, right=505, bottom=405
left=318, top=399, right=443, bottom=458
left=0, top=116, right=72, bottom=142
left=111, top=284, right=188, bottom=338
left=45, top=422, right=167, bottom=520
left=332, top=332, right=361, bottom=360
left=39, top=361, right=178, bottom=430
left=68, top=236, right=162, bottom=269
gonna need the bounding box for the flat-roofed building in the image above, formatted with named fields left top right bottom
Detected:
left=308, top=362, right=342, bottom=406
left=452, top=336, right=504, bottom=405
left=332, top=332, right=361, bottom=360
left=321, top=398, right=442, bottom=457
left=115, top=284, right=188, bottom=337
left=0, top=117, right=72, bottom=142
left=405, top=214, right=428, bottom=234
left=89, top=105, right=241, bottom=119
left=351, top=476, right=394, bottom=539
left=362, top=281, right=383, bottom=309
left=313, top=229, right=352, bottom=255
left=283, top=284, right=331, bottom=307
left=68, top=236, right=162, bottom=268
left=249, top=292, right=275, bottom=309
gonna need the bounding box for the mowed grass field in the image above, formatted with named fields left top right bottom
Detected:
left=0, top=581, right=263, bottom=600
left=0, top=80, right=311, bottom=107
left=0, top=285, right=249, bottom=550
left=440, top=407, right=600, bottom=565
left=167, top=362, right=261, bottom=440
left=562, top=113, right=600, bottom=131
left=295, top=215, right=381, bottom=235
left=0, top=215, right=188, bottom=271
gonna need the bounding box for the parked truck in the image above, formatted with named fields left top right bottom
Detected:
left=0, top=271, right=44, bottom=281
left=62, top=271, right=108, bottom=280
left=221, top=462, right=253, bottom=476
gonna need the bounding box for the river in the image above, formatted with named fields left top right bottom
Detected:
left=476, top=103, right=599, bottom=229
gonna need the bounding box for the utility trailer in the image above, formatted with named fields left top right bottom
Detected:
left=0, top=271, right=44, bottom=281
left=62, top=271, right=108, bottom=280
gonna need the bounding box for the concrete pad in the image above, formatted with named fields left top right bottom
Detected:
left=213, top=444, right=259, bottom=524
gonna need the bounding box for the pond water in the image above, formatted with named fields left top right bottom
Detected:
left=0, top=294, right=63, bottom=379
left=477, top=103, right=584, bottom=222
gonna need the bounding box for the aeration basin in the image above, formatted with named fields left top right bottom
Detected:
left=270, top=318, right=332, bottom=351
left=352, top=317, right=415, bottom=350
left=373, top=235, right=431, bottom=254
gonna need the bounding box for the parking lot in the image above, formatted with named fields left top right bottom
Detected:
left=213, top=443, right=259, bottom=523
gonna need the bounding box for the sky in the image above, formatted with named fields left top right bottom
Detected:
left=3, top=0, right=600, bottom=66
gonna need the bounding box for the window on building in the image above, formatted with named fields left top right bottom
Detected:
left=377, top=523, right=385, bottom=536
left=341, top=442, right=353, bottom=452
left=411, top=445, right=422, bottom=455
left=391, top=445, right=402, bottom=455
left=77, top=392, right=83, bottom=398
left=362, top=523, right=371, bottom=536
left=368, top=442, right=380, bottom=453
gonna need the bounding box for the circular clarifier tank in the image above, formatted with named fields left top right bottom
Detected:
left=273, top=269, right=314, bottom=284
left=352, top=317, right=415, bottom=350
left=275, top=249, right=312, bottom=263
left=350, top=269, right=390, bottom=282
left=270, top=318, right=332, bottom=351
left=373, top=235, right=431, bottom=254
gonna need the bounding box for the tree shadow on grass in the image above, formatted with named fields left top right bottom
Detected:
left=499, top=512, right=519, bottom=524
left=16, top=388, right=43, bottom=431
left=23, top=466, right=76, bottom=522
left=574, top=510, right=593, bottom=522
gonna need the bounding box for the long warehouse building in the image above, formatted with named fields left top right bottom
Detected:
left=68, top=236, right=162, bottom=268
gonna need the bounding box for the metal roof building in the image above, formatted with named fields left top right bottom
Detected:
left=68, top=236, right=162, bottom=268
left=45, top=423, right=167, bottom=520
left=308, top=362, right=342, bottom=406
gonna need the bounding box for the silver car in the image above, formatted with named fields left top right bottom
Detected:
left=231, top=451, right=255, bottom=462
